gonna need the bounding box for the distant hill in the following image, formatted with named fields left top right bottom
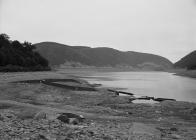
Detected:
left=35, top=42, right=173, bottom=70
left=175, top=51, right=196, bottom=70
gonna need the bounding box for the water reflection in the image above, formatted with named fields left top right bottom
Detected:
left=82, top=72, right=196, bottom=103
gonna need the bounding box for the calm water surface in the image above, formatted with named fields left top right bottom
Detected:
left=80, top=72, right=196, bottom=103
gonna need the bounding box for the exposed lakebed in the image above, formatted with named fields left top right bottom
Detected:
left=1, top=71, right=196, bottom=139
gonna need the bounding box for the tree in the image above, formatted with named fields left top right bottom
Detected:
left=0, top=34, right=10, bottom=47
left=0, top=33, right=10, bottom=40
left=12, top=40, right=23, bottom=49
left=0, top=33, right=50, bottom=71
left=23, top=41, right=35, bottom=51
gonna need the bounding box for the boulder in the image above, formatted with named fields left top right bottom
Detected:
left=57, top=114, right=69, bottom=123
left=56, top=113, right=84, bottom=125
left=69, top=118, right=80, bottom=125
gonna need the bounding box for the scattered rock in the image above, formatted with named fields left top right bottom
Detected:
left=38, top=134, right=49, bottom=140
left=69, top=118, right=80, bottom=125
left=87, top=130, right=94, bottom=136
left=57, top=114, right=69, bottom=123
left=155, top=110, right=161, bottom=114
left=170, top=127, right=178, bottom=131
left=0, top=114, right=4, bottom=121
left=190, top=107, right=196, bottom=114
left=170, top=134, right=181, bottom=139
left=0, top=112, right=16, bottom=120
left=157, top=117, right=163, bottom=121
left=127, top=112, right=133, bottom=115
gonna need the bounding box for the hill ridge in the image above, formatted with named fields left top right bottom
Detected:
left=175, top=50, right=196, bottom=70
left=35, top=42, right=173, bottom=70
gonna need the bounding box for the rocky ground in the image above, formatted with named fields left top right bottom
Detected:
left=0, top=71, right=196, bottom=140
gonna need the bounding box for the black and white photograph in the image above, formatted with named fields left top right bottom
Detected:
left=0, top=0, right=196, bottom=139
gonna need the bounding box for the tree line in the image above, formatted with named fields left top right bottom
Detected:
left=0, top=33, right=50, bottom=72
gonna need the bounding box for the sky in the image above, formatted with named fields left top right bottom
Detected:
left=0, top=0, right=196, bottom=62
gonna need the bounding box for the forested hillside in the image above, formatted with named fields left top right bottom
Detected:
left=175, top=51, right=196, bottom=70
left=0, top=34, right=50, bottom=72
left=35, top=42, right=173, bottom=70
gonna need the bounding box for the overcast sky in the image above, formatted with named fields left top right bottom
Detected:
left=1, top=0, right=196, bottom=62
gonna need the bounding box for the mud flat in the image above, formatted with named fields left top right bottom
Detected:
left=0, top=71, right=196, bottom=139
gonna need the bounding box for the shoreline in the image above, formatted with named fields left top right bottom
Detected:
left=174, top=70, right=196, bottom=78
left=0, top=71, right=196, bottom=139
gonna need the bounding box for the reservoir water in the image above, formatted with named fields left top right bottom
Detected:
left=80, top=71, right=196, bottom=103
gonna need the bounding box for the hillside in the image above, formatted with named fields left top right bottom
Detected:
left=35, top=42, right=173, bottom=70
left=0, top=34, right=50, bottom=72
left=175, top=51, right=196, bottom=70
